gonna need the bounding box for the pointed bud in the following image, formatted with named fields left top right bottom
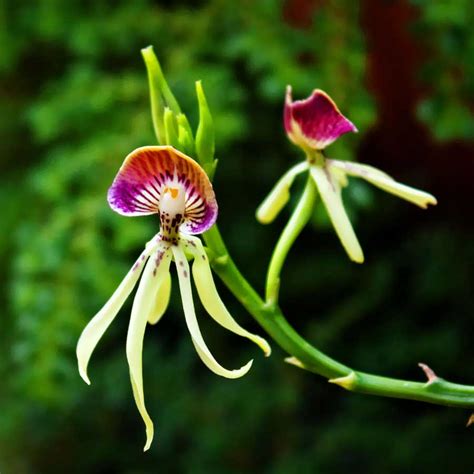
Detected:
left=177, top=113, right=195, bottom=156
left=141, top=46, right=182, bottom=144
left=178, top=123, right=194, bottom=156
left=195, top=80, right=216, bottom=179
left=163, top=107, right=179, bottom=148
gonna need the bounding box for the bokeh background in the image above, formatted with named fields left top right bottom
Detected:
left=1, top=0, right=473, bottom=472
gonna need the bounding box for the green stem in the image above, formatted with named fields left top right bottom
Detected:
left=265, top=176, right=316, bottom=304
left=203, top=225, right=474, bottom=409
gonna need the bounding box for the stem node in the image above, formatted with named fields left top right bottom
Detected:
left=329, top=371, right=357, bottom=390
left=418, top=363, right=439, bottom=385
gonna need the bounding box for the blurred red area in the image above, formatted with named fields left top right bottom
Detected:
left=284, top=0, right=474, bottom=212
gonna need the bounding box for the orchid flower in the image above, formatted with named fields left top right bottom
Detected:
left=257, top=86, right=437, bottom=263
left=77, top=145, right=270, bottom=451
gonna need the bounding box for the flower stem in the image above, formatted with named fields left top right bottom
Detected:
left=203, top=225, right=474, bottom=409
left=265, top=176, right=316, bottom=305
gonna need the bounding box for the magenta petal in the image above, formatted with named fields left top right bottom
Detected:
left=285, top=86, right=357, bottom=150
left=108, top=146, right=218, bottom=235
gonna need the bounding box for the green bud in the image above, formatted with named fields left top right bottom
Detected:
left=176, top=113, right=194, bottom=145
left=164, top=107, right=179, bottom=148
left=141, top=46, right=182, bottom=144
left=178, top=123, right=194, bottom=156
left=195, top=80, right=216, bottom=179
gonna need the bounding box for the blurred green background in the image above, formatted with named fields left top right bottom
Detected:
left=1, top=0, right=473, bottom=472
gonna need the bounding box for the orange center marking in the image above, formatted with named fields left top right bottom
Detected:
left=163, top=187, right=179, bottom=199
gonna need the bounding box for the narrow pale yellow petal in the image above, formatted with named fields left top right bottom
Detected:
left=310, top=165, right=364, bottom=263
left=185, top=236, right=270, bottom=356
left=76, top=241, right=158, bottom=385
left=126, top=245, right=172, bottom=451
left=148, top=271, right=172, bottom=325
left=172, top=244, right=253, bottom=379
left=256, top=162, right=309, bottom=224
left=328, top=159, right=437, bottom=209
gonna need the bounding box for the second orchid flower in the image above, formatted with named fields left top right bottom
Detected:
left=257, top=86, right=437, bottom=263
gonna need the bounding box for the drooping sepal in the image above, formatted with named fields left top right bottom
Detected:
left=76, top=238, right=159, bottom=385
left=310, top=164, right=364, bottom=263
left=185, top=235, right=271, bottom=357
left=172, top=244, right=253, bottom=379
left=328, top=159, right=437, bottom=209
left=126, top=244, right=172, bottom=451
left=285, top=86, right=357, bottom=151
left=256, top=162, right=308, bottom=224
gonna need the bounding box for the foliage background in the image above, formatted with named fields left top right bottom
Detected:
left=1, top=0, right=473, bottom=472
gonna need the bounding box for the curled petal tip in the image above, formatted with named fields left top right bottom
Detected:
left=352, top=252, right=365, bottom=264
left=238, top=359, right=254, bottom=375
left=423, top=195, right=437, bottom=208
left=79, top=367, right=91, bottom=386
left=143, top=430, right=154, bottom=451
left=257, top=337, right=271, bottom=357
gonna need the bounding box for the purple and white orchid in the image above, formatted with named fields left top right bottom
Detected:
left=77, top=146, right=270, bottom=451
left=257, top=86, right=437, bottom=263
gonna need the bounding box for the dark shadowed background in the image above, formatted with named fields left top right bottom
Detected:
left=1, top=0, right=473, bottom=472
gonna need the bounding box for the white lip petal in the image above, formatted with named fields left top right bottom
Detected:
left=148, top=270, right=172, bottom=325
left=126, top=244, right=172, bottom=451
left=310, top=165, right=364, bottom=263
left=256, top=162, right=309, bottom=224
left=172, top=244, right=253, bottom=379
left=76, top=240, right=159, bottom=385
left=328, top=159, right=437, bottom=209
left=185, top=236, right=271, bottom=356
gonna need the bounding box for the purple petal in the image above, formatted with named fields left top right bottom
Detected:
left=285, top=86, right=357, bottom=150
left=108, top=146, right=218, bottom=235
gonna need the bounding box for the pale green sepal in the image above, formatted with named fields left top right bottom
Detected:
left=195, top=80, right=217, bottom=179
left=310, top=165, right=364, bottom=263
left=126, top=245, right=172, bottom=451
left=141, top=46, right=166, bottom=144
left=76, top=240, right=159, bottom=385
left=186, top=236, right=271, bottom=357
left=177, top=112, right=193, bottom=140
left=172, top=243, right=253, bottom=379
left=328, top=159, right=437, bottom=209
left=141, top=46, right=181, bottom=113
left=256, top=161, right=309, bottom=224
left=164, top=107, right=180, bottom=148
left=177, top=113, right=195, bottom=156
left=148, top=271, right=172, bottom=325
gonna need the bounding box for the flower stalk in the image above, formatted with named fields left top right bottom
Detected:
left=203, top=225, right=474, bottom=408
left=265, top=175, right=316, bottom=305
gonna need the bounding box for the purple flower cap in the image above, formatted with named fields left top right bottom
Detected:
left=284, top=86, right=358, bottom=151
left=108, top=146, right=218, bottom=235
